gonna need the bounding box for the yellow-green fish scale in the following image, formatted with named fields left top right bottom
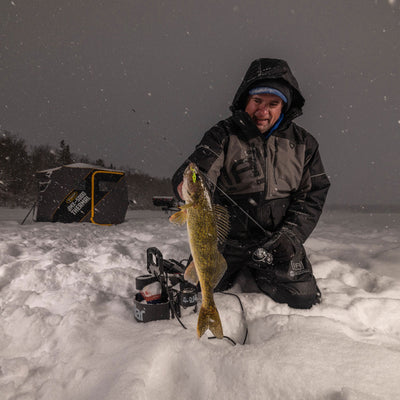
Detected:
left=187, top=199, right=219, bottom=306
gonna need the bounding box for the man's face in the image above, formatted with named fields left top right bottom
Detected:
left=245, top=93, right=284, bottom=134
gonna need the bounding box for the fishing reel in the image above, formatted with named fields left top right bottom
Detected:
left=133, top=247, right=198, bottom=323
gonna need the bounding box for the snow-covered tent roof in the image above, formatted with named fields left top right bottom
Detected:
left=37, top=163, right=125, bottom=174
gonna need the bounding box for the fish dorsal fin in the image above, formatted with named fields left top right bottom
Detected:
left=213, top=204, right=230, bottom=247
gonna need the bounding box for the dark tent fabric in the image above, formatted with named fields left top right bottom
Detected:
left=36, top=163, right=129, bottom=224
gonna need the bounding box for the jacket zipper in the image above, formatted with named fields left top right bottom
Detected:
left=262, top=140, right=269, bottom=200
left=273, top=138, right=279, bottom=186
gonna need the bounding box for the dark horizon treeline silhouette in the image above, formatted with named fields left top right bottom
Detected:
left=0, top=129, right=173, bottom=209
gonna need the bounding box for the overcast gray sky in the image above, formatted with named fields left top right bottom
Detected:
left=1, top=0, right=399, bottom=206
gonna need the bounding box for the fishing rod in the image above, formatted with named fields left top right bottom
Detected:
left=196, top=168, right=271, bottom=237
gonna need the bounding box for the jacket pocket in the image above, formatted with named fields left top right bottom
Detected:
left=272, top=138, right=305, bottom=194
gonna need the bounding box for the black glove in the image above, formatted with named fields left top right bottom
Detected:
left=262, top=228, right=304, bottom=264
left=250, top=229, right=302, bottom=266
left=258, top=229, right=314, bottom=282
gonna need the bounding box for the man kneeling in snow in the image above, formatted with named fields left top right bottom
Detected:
left=172, top=58, right=330, bottom=309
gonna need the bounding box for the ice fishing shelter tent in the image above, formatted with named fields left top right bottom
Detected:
left=36, top=163, right=128, bottom=225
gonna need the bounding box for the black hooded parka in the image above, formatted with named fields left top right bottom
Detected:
left=172, top=58, right=330, bottom=245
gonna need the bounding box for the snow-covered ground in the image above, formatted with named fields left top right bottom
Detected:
left=1, top=207, right=399, bottom=400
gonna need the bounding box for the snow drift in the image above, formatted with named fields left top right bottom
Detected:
left=0, top=208, right=399, bottom=399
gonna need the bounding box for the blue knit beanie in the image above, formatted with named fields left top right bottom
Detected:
left=248, top=87, right=288, bottom=103
left=248, top=79, right=292, bottom=110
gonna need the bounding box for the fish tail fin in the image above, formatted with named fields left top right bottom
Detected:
left=197, top=304, right=223, bottom=339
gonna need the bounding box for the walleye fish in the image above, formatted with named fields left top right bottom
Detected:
left=169, top=163, right=229, bottom=339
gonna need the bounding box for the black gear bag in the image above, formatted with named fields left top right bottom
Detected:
left=133, top=248, right=197, bottom=323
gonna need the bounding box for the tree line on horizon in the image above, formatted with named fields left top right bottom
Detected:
left=0, top=129, right=173, bottom=208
